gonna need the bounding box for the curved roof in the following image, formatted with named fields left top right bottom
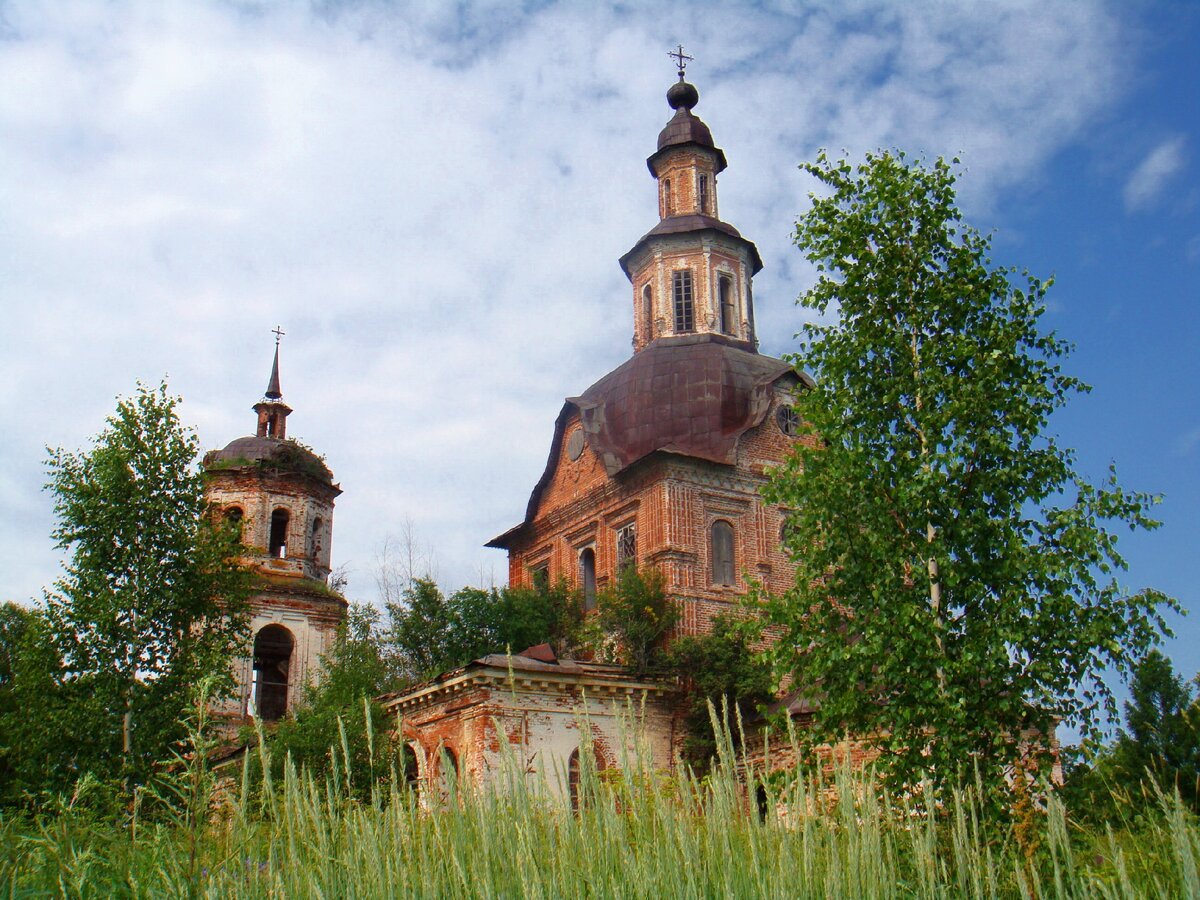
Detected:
left=619, top=214, right=763, bottom=277
left=206, top=435, right=335, bottom=485
left=573, top=334, right=796, bottom=474
left=647, top=108, right=728, bottom=177
left=487, top=335, right=807, bottom=548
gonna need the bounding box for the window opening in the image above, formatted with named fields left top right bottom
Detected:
left=250, top=624, right=293, bottom=721
left=616, top=523, right=637, bottom=574
left=531, top=564, right=550, bottom=592
left=672, top=270, right=694, bottom=333
left=663, top=178, right=672, bottom=215
left=580, top=548, right=597, bottom=611
left=568, top=748, right=582, bottom=811
left=719, top=275, right=735, bottom=334
left=711, top=520, right=735, bottom=586
left=698, top=174, right=709, bottom=213
left=402, top=743, right=420, bottom=789
left=269, top=508, right=290, bottom=558
left=776, top=406, right=800, bottom=437
left=642, top=284, right=653, bottom=338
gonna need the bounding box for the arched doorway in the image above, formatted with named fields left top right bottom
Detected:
left=250, top=624, right=294, bottom=721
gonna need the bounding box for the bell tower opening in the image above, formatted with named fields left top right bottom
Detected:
left=269, top=508, right=290, bottom=558
left=250, top=624, right=294, bottom=721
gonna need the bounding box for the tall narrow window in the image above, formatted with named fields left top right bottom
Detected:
left=269, top=508, right=290, bottom=558
left=698, top=174, right=709, bottom=213
left=250, top=624, right=293, bottom=721
left=568, top=748, right=582, bottom=811
left=310, top=516, right=323, bottom=562
left=580, top=548, right=597, bottom=611
left=641, top=284, right=653, bottom=338
left=663, top=178, right=672, bottom=215
left=531, top=564, right=549, bottom=591
left=719, top=275, right=735, bottom=334
left=616, top=523, right=637, bottom=573
left=711, top=520, right=735, bottom=586
left=672, top=270, right=694, bottom=333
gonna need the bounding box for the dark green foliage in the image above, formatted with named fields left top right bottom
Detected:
left=665, top=615, right=774, bottom=769
left=22, top=381, right=250, bottom=796
left=387, top=578, right=583, bottom=681
left=764, top=151, right=1175, bottom=797
left=594, top=566, right=677, bottom=672
left=260, top=603, right=400, bottom=796
left=1065, top=652, right=1200, bottom=818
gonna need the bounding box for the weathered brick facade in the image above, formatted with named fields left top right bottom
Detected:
left=204, top=344, right=347, bottom=725
left=382, top=652, right=681, bottom=800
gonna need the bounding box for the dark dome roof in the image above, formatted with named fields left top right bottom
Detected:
left=657, top=107, right=713, bottom=152
left=206, top=435, right=333, bottom=484
left=573, top=334, right=794, bottom=475
left=486, top=336, right=808, bottom=548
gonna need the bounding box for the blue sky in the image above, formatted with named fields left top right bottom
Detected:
left=0, top=1, right=1195, bottom=728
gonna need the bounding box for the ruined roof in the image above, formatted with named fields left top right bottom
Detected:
left=205, top=435, right=336, bottom=486
left=487, top=335, right=807, bottom=548
left=619, top=214, right=762, bottom=277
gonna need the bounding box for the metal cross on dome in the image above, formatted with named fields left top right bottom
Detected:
left=272, top=325, right=285, bottom=346
left=669, top=44, right=693, bottom=80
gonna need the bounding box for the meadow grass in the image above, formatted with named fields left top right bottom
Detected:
left=1, top=715, right=1197, bottom=898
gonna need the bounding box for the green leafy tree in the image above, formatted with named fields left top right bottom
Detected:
left=594, top=566, right=677, bottom=673
left=1111, top=651, right=1200, bottom=809
left=763, top=151, right=1175, bottom=796
left=40, top=381, right=249, bottom=788
left=666, top=615, right=775, bottom=769
left=388, top=578, right=584, bottom=680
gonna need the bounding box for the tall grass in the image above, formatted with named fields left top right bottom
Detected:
left=1, top=710, right=1197, bottom=898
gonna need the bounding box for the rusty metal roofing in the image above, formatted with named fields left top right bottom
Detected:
left=487, top=335, right=808, bottom=548
left=574, top=334, right=793, bottom=475
left=619, top=214, right=763, bottom=277
left=647, top=108, right=728, bottom=177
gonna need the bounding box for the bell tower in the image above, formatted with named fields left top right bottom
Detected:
left=619, top=50, right=763, bottom=353
left=204, top=329, right=345, bottom=725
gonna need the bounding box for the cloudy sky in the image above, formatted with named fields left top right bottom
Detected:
left=2, top=2, right=1197, bottom=702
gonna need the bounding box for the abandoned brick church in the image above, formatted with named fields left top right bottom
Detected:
left=204, top=70, right=814, bottom=790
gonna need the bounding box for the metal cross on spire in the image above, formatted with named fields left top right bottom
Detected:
left=668, top=44, right=693, bottom=80
left=272, top=325, right=286, bottom=346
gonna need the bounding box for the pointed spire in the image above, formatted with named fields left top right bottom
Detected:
left=266, top=325, right=285, bottom=400
left=255, top=326, right=292, bottom=440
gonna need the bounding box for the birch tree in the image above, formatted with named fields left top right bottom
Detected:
left=764, top=151, right=1176, bottom=796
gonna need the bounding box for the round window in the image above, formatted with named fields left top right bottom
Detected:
left=566, top=430, right=585, bottom=461
left=776, top=405, right=800, bottom=437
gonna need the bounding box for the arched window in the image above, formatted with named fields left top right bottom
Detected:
left=698, top=173, right=709, bottom=213
left=310, top=516, right=323, bottom=561
left=440, top=746, right=458, bottom=785
left=579, top=548, right=597, bottom=612
left=672, top=270, right=694, bottom=333
left=225, top=506, right=244, bottom=523
left=269, top=508, right=289, bottom=558
left=401, top=743, right=420, bottom=789
left=711, top=520, right=735, bottom=586
left=719, top=274, right=735, bottom=335
left=568, top=748, right=582, bottom=811
left=663, top=178, right=672, bottom=215
left=642, top=283, right=653, bottom=338
left=250, top=624, right=293, bottom=721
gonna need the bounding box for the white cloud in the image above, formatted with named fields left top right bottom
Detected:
left=1124, top=135, right=1187, bottom=212
left=0, top=1, right=1134, bottom=604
